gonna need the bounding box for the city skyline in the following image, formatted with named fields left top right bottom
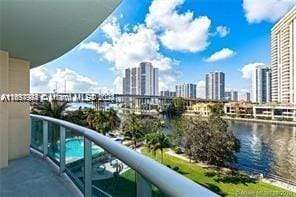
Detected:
left=29, top=0, right=296, bottom=100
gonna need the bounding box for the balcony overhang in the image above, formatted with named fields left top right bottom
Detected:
left=0, top=0, right=121, bottom=68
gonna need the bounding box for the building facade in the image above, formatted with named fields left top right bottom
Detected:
left=224, top=90, right=238, bottom=101
left=175, top=83, right=197, bottom=98
left=205, top=72, right=225, bottom=100
left=252, top=65, right=271, bottom=103
left=122, top=62, right=159, bottom=96
left=160, top=90, right=176, bottom=97
left=271, top=6, right=296, bottom=104
left=244, top=91, right=251, bottom=102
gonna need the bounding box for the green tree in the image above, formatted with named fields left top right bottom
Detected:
left=209, top=103, right=225, bottom=118
left=31, top=101, right=69, bottom=154
left=64, top=107, right=87, bottom=126
left=106, top=108, right=121, bottom=130
left=165, top=97, right=185, bottom=119
left=31, top=100, right=69, bottom=119
left=173, top=116, right=240, bottom=167
left=146, top=132, right=170, bottom=163
left=122, top=113, right=145, bottom=149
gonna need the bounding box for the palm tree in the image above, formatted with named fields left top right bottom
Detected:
left=122, top=113, right=144, bottom=149
left=152, top=119, right=164, bottom=133
left=106, top=108, right=121, bottom=130
left=31, top=100, right=69, bottom=155
left=31, top=100, right=69, bottom=119
left=84, top=108, right=98, bottom=130
left=146, top=132, right=170, bottom=163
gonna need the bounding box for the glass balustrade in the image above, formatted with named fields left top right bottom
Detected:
left=30, top=115, right=217, bottom=197
left=30, top=117, right=43, bottom=152
left=47, top=122, right=60, bottom=163
left=91, top=142, right=137, bottom=197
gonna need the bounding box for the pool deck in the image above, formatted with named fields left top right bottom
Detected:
left=0, top=151, right=82, bottom=197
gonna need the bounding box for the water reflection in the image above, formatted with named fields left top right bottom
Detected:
left=229, top=121, right=296, bottom=181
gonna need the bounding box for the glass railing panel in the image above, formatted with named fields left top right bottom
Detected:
left=30, top=117, right=43, bottom=152
left=65, top=129, right=85, bottom=192
left=47, top=122, right=60, bottom=163
left=152, top=185, right=165, bottom=197
left=91, top=143, right=137, bottom=197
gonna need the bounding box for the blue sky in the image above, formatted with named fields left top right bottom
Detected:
left=30, top=0, right=296, bottom=98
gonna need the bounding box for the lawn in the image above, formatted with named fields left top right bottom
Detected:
left=92, top=169, right=164, bottom=197
left=141, top=148, right=292, bottom=197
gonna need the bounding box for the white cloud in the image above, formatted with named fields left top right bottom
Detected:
left=240, top=62, right=265, bottom=79
left=80, top=23, right=174, bottom=72
left=243, top=0, right=296, bottom=23
left=30, top=68, right=110, bottom=93
left=205, top=48, right=236, bottom=63
left=196, top=80, right=205, bottom=98
left=216, top=26, right=230, bottom=37
left=145, top=0, right=211, bottom=52
left=80, top=17, right=180, bottom=93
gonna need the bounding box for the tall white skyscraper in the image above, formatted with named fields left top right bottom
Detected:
left=271, top=6, right=296, bottom=104
left=252, top=65, right=271, bottom=103
left=175, top=83, right=196, bottom=98
left=122, top=62, right=159, bottom=96
left=205, top=72, right=225, bottom=100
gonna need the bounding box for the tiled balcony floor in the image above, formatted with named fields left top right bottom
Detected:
left=0, top=151, right=81, bottom=197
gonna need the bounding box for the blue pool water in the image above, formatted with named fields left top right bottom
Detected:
left=54, top=138, right=104, bottom=160
left=66, top=139, right=104, bottom=158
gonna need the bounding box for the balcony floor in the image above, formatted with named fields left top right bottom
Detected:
left=0, top=151, right=81, bottom=197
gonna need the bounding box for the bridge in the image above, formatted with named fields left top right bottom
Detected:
left=30, top=93, right=225, bottom=103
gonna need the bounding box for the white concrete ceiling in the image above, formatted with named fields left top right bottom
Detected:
left=0, top=0, right=121, bottom=68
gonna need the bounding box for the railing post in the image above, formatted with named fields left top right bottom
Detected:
left=43, top=120, right=48, bottom=158
left=84, top=137, right=92, bottom=197
left=137, top=173, right=152, bottom=197
left=59, top=126, right=66, bottom=174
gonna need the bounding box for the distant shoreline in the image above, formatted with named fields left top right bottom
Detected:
left=183, top=113, right=296, bottom=127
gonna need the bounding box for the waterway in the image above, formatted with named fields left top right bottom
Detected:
left=228, top=121, right=296, bottom=181
left=69, top=103, right=296, bottom=181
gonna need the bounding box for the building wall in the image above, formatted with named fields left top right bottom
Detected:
left=271, top=7, right=296, bottom=104
left=0, top=50, right=30, bottom=168
left=252, top=65, right=271, bottom=103
left=175, top=83, right=196, bottom=98
left=205, top=72, right=225, bottom=100
left=0, top=50, right=9, bottom=168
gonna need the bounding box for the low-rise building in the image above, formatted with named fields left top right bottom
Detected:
left=187, top=103, right=213, bottom=117
left=253, top=104, right=296, bottom=121
left=224, top=102, right=253, bottom=118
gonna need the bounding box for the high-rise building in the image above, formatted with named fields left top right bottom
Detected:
left=175, top=83, right=196, bottom=98
left=244, top=91, right=251, bottom=102
left=160, top=90, right=176, bottom=97
left=205, top=72, right=225, bottom=100
left=252, top=65, right=271, bottom=103
left=271, top=6, right=296, bottom=104
left=231, top=90, right=238, bottom=102
left=122, top=62, right=159, bottom=96
left=224, top=90, right=238, bottom=101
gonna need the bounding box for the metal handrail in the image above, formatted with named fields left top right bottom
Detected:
left=30, top=114, right=218, bottom=197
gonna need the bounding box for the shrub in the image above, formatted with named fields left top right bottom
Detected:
left=174, top=146, right=182, bottom=154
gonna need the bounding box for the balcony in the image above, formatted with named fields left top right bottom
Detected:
left=5, top=114, right=215, bottom=197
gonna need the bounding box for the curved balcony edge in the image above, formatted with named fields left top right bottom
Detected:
left=30, top=114, right=218, bottom=197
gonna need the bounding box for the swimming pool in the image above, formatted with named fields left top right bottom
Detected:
left=54, top=138, right=104, bottom=162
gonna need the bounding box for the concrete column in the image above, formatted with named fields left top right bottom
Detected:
left=7, top=57, right=30, bottom=160
left=0, top=50, right=9, bottom=168
left=0, top=50, right=30, bottom=168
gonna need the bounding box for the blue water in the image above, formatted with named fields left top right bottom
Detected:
left=53, top=138, right=104, bottom=160
left=228, top=121, right=296, bottom=181
left=65, top=139, right=103, bottom=158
